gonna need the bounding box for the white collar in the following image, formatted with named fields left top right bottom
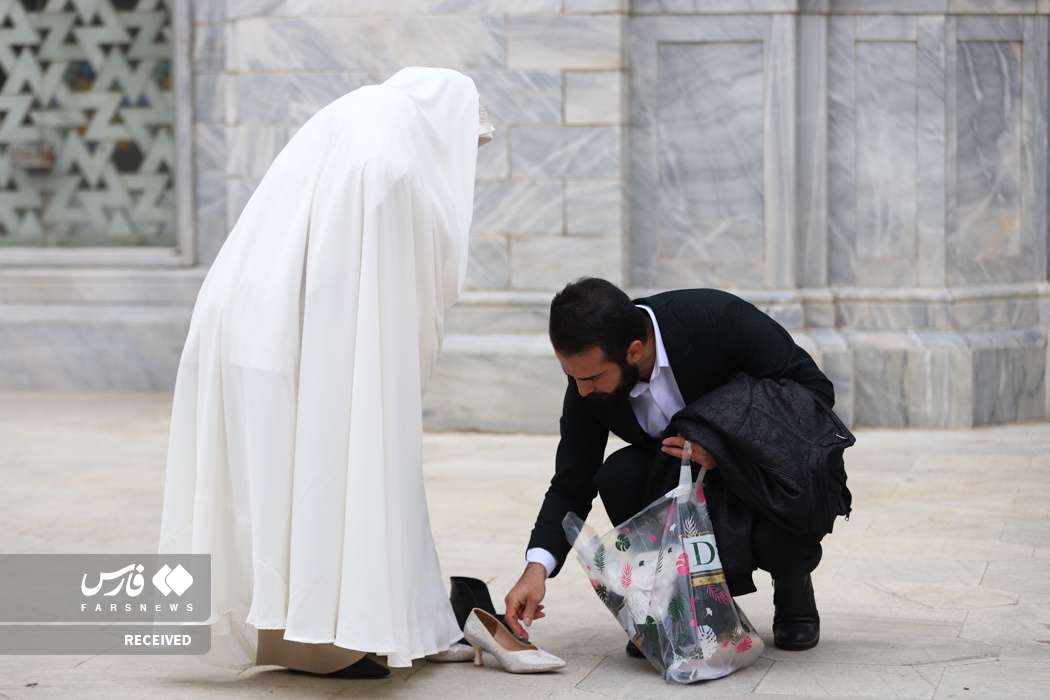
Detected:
left=629, top=305, right=670, bottom=398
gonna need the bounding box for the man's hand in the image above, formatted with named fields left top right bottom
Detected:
left=661, top=435, right=718, bottom=470
left=504, top=562, right=548, bottom=641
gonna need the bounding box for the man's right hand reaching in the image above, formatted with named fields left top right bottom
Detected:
left=504, top=562, right=548, bottom=641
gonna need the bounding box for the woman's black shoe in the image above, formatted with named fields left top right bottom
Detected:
left=289, top=656, right=390, bottom=679
left=772, top=574, right=821, bottom=651
left=449, top=576, right=499, bottom=629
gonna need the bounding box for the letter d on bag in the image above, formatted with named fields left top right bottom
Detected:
left=682, top=534, right=722, bottom=574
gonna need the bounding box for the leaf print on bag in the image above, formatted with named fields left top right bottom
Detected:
left=698, top=624, right=718, bottom=660
left=684, top=515, right=698, bottom=534
left=593, top=543, right=606, bottom=573
left=676, top=552, right=689, bottom=576
left=707, top=584, right=731, bottom=605
left=596, top=583, right=609, bottom=603
left=667, top=595, right=686, bottom=623
left=736, top=636, right=753, bottom=653
left=615, top=533, right=631, bottom=552
left=621, top=563, right=633, bottom=589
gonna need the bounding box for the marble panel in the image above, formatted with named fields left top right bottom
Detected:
left=193, top=74, right=225, bottom=123
left=855, top=14, right=918, bottom=41
left=391, top=16, right=504, bottom=69
left=952, top=39, right=1023, bottom=281
left=797, top=13, right=828, bottom=287
left=830, top=0, right=1017, bottom=11
left=654, top=41, right=764, bottom=262
left=192, top=0, right=224, bottom=25
left=193, top=124, right=224, bottom=171
left=422, top=334, right=565, bottom=432
left=853, top=258, right=918, bottom=287
left=230, top=18, right=391, bottom=72
left=426, top=0, right=560, bottom=13
left=810, top=329, right=854, bottom=425
left=472, top=181, right=563, bottom=235
left=443, top=292, right=551, bottom=334
left=953, top=291, right=1042, bottom=328
left=286, top=73, right=383, bottom=126
left=278, top=0, right=356, bottom=15
left=836, top=297, right=953, bottom=330
left=917, top=16, right=947, bottom=287
left=852, top=331, right=974, bottom=428
left=565, top=0, right=626, bottom=12
left=476, top=131, right=508, bottom=179
left=566, top=181, right=623, bottom=235
left=226, top=126, right=296, bottom=184
left=235, top=75, right=291, bottom=126
left=506, top=16, right=622, bottom=70
left=195, top=217, right=227, bottom=267
left=827, top=14, right=857, bottom=285
left=471, top=72, right=562, bottom=126
left=0, top=306, right=189, bottom=390
left=224, top=0, right=285, bottom=19
left=192, top=23, right=224, bottom=73
left=855, top=41, right=918, bottom=261
left=957, top=15, right=1024, bottom=41
left=511, top=236, right=622, bottom=289
left=632, top=0, right=801, bottom=12
left=0, top=270, right=205, bottom=305
left=966, top=329, right=1047, bottom=423
left=194, top=171, right=225, bottom=221
left=510, top=127, right=622, bottom=179
left=764, top=14, right=798, bottom=289
left=465, top=236, right=508, bottom=290
left=565, top=71, right=624, bottom=125
left=1021, top=17, right=1049, bottom=282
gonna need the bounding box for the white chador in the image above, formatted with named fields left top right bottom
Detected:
left=159, top=68, right=492, bottom=669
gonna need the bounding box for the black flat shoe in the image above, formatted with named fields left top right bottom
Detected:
left=624, top=640, right=645, bottom=658
left=289, top=656, right=390, bottom=679
left=772, top=574, right=820, bottom=651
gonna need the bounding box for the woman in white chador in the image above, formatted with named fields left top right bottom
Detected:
left=159, top=68, right=493, bottom=676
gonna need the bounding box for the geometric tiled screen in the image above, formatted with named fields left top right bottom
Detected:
left=0, top=0, right=174, bottom=247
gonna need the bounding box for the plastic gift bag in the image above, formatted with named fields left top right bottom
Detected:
left=562, top=444, right=764, bottom=683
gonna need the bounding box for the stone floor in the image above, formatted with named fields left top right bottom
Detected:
left=0, top=391, right=1048, bottom=699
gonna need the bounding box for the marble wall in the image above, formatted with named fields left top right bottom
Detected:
left=1, top=0, right=1048, bottom=431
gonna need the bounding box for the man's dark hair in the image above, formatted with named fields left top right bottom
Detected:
left=548, top=277, right=648, bottom=360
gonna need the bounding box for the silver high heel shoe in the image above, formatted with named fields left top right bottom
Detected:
left=462, top=608, right=566, bottom=674
left=425, top=642, right=475, bottom=663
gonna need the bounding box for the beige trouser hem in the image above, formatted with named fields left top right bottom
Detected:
left=256, top=629, right=369, bottom=674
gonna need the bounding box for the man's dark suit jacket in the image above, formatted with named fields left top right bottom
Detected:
left=528, top=288, right=835, bottom=576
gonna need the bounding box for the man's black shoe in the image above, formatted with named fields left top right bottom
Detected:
left=624, top=640, right=645, bottom=658
left=772, top=574, right=820, bottom=651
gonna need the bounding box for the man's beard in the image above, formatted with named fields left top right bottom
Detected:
left=590, top=359, right=640, bottom=402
